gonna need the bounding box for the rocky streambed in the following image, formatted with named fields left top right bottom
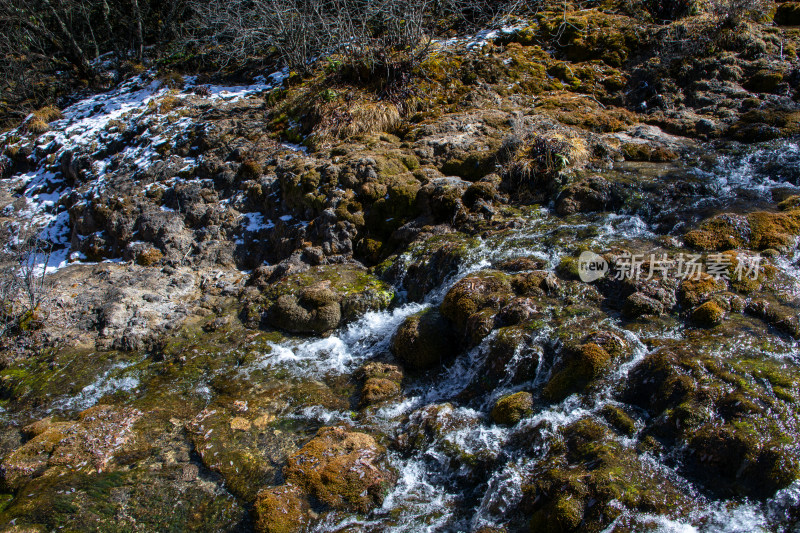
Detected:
left=2, top=8, right=800, bottom=532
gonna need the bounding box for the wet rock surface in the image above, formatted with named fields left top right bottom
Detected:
left=2, top=3, right=800, bottom=532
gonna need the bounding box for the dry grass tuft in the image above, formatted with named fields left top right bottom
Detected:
left=24, top=117, right=49, bottom=135
left=33, top=106, right=63, bottom=122
left=151, top=95, right=184, bottom=114
left=158, top=70, right=185, bottom=90
left=338, top=101, right=401, bottom=138
left=502, top=131, right=589, bottom=195
left=313, top=99, right=401, bottom=144
left=239, top=159, right=263, bottom=178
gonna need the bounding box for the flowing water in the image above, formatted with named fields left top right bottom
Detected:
left=212, top=138, right=800, bottom=532
left=3, top=70, right=800, bottom=530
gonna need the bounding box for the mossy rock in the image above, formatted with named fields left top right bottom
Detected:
left=684, top=210, right=800, bottom=252
left=524, top=417, right=691, bottom=532
left=543, top=343, right=611, bottom=402
left=529, top=495, right=584, bottom=533
left=623, top=350, right=696, bottom=414
left=135, top=247, right=163, bottom=266
left=398, top=403, right=487, bottom=468
left=440, top=270, right=513, bottom=340
left=0, top=464, right=246, bottom=531
left=537, top=10, right=642, bottom=67
left=440, top=150, right=498, bottom=182
left=621, top=143, right=678, bottom=162
left=186, top=406, right=289, bottom=501
left=283, top=426, right=395, bottom=513
left=600, top=405, right=637, bottom=436
left=262, top=265, right=395, bottom=334
left=744, top=70, right=784, bottom=93
left=361, top=378, right=402, bottom=406
left=729, top=110, right=800, bottom=142
left=254, top=484, right=311, bottom=533
left=775, top=2, right=800, bottom=25
left=490, top=391, right=534, bottom=425
left=268, top=291, right=341, bottom=335
left=622, top=291, right=664, bottom=318
left=691, top=301, right=725, bottom=327
left=392, top=232, right=479, bottom=301
left=1, top=405, right=143, bottom=492
left=555, top=256, right=581, bottom=280
left=687, top=423, right=767, bottom=494
left=683, top=213, right=749, bottom=250
left=484, top=326, right=540, bottom=386
left=678, top=274, right=726, bottom=307
left=555, top=176, right=620, bottom=216
left=390, top=308, right=458, bottom=371
left=418, top=177, right=471, bottom=223
left=363, top=171, right=423, bottom=236
left=778, top=195, right=800, bottom=211
left=496, top=256, right=547, bottom=272
left=746, top=299, right=800, bottom=338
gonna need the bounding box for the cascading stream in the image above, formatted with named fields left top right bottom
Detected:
left=233, top=139, right=800, bottom=532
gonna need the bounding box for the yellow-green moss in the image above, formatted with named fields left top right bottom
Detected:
left=254, top=485, right=310, bottom=533
left=490, top=391, right=534, bottom=425
left=440, top=271, right=512, bottom=337
left=283, top=427, right=394, bottom=513
left=543, top=343, right=611, bottom=401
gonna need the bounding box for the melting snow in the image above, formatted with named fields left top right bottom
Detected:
left=1, top=68, right=290, bottom=274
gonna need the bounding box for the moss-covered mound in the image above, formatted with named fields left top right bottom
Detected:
left=281, top=426, right=396, bottom=513
left=254, top=264, right=395, bottom=334
left=684, top=210, right=800, bottom=252
left=490, top=391, right=534, bottom=425
left=391, top=308, right=458, bottom=371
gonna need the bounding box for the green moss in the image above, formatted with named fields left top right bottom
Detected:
left=556, top=256, right=581, bottom=280
left=692, top=301, right=726, bottom=327
left=543, top=343, right=611, bottom=401
left=0, top=466, right=245, bottom=530
left=600, top=405, right=636, bottom=436
left=440, top=270, right=512, bottom=339
left=490, top=391, right=534, bottom=425
left=283, top=427, right=395, bottom=513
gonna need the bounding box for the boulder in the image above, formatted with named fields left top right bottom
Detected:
left=490, top=391, right=534, bottom=425
left=283, top=427, right=395, bottom=513
left=391, top=308, right=458, bottom=371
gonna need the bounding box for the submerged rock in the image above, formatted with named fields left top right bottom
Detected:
left=254, top=484, right=311, bottom=533
left=1, top=405, right=142, bottom=491
left=359, top=362, right=404, bottom=406
left=524, top=418, right=692, bottom=532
